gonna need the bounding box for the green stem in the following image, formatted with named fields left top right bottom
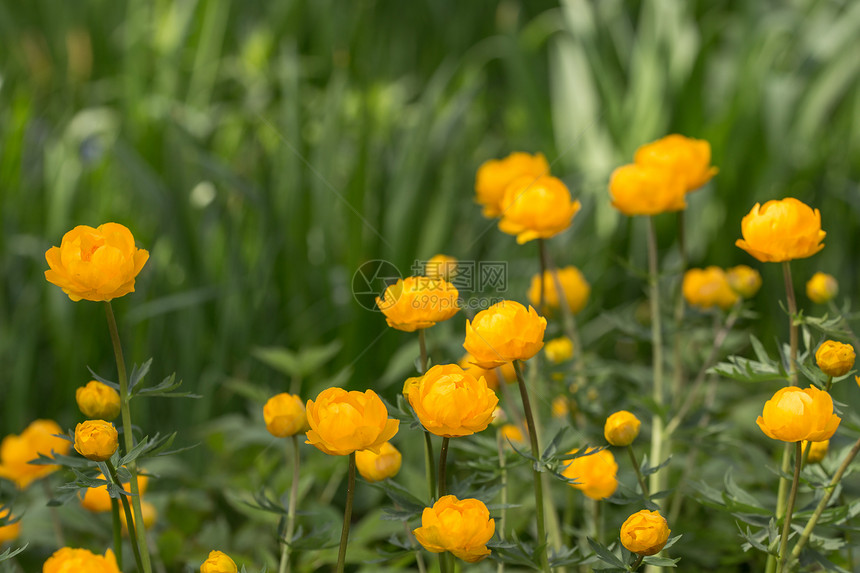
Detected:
left=646, top=217, right=666, bottom=503
left=777, top=442, right=803, bottom=572
left=513, top=360, right=550, bottom=572
left=104, top=301, right=152, bottom=573
left=627, top=446, right=649, bottom=497
left=335, top=452, right=356, bottom=573
left=111, top=497, right=123, bottom=570
left=496, top=430, right=508, bottom=542
left=41, top=480, right=65, bottom=547
left=671, top=210, right=686, bottom=409
left=424, top=431, right=436, bottom=503
left=279, top=435, right=301, bottom=573
left=105, top=459, right=144, bottom=573
left=630, top=555, right=645, bottom=571
left=438, top=437, right=450, bottom=498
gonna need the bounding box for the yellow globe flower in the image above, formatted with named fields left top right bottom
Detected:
left=756, top=386, right=841, bottom=442
left=562, top=447, right=618, bottom=500
left=802, top=440, right=829, bottom=464
left=457, top=354, right=499, bottom=390
left=75, top=381, right=121, bottom=421
left=608, top=163, right=686, bottom=216
left=604, top=411, right=641, bottom=447
left=0, top=419, right=71, bottom=489
left=305, top=388, right=399, bottom=456
left=355, top=441, right=402, bottom=482
left=475, top=152, right=549, bottom=218
left=551, top=396, right=570, bottom=418
left=499, top=424, right=525, bottom=445
left=425, top=254, right=458, bottom=281
left=43, top=547, right=120, bottom=573
left=634, top=134, right=718, bottom=192
left=200, top=550, right=238, bottom=573
left=81, top=472, right=149, bottom=513
left=736, top=198, right=826, bottom=262
left=815, top=340, right=855, bottom=377
left=413, top=495, right=495, bottom=563
left=806, top=272, right=838, bottom=304
left=463, top=300, right=546, bottom=369
left=620, top=510, right=671, bottom=556
left=263, top=393, right=307, bottom=438
left=544, top=336, right=574, bottom=364
left=0, top=508, right=21, bottom=544
left=498, top=175, right=581, bottom=244
left=74, top=420, right=118, bottom=462
left=45, top=223, right=149, bottom=302
left=405, top=364, right=498, bottom=438
left=376, top=276, right=459, bottom=332
left=528, top=266, right=590, bottom=314
left=682, top=267, right=739, bottom=310
left=726, top=265, right=762, bottom=298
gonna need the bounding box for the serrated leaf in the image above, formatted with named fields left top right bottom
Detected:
left=128, top=358, right=153, bottom=391
left=133, top=373, right=200, bottom=399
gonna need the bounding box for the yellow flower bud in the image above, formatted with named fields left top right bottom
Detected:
left=475, top=152, right=549, bottom=218
left=376, top=276, right=459, bottom=332
left=736, top=198, right=826, bottom=262
left=355, top=441, right=402, bottom=482
left=43, top=548, right=120, bottom=573
left=200, top=550, right=238, bottom=573
left=816, top=340, right=856, bottom=377
left=806, top=272, right=838, bottom=304
left=609, top=163, right=686, bottom=216
left=498, top=175, right=581, bottom=244
left=425, top=254, right=458, bottom=281
left=802, top=440, right=828, bottom=464
left=74, top=420, right=118, bottom=462
left=634, top=134, right=718, bottom=192
left=562, top=447, right=618, bottom=500
left=544, top=337, right=574, bottom=364
left=305, top=388, right=399, bottom=456
left=756, top=386, right=841, bottom=442
left=0, top=419, right=71, bottom=489
left=620, top=510, right=671, bottom=556
left=463, top=301, right=546, bottom=369
left=604, top=411, right=641, bottom=447
left=75, top=381, right=121, bottom=420
left=528, top=267, right=590, bottom=314
left=263, top=393, right=307, bottom=438
left=682, top=267, right=739, bottom=310
left=726, top=265, right=762, bottom=298
left=0, top=508, right=21, bottom=544
left=45, top=223, right=149, bottom=302
left=413, top=495, right=495, bottom=563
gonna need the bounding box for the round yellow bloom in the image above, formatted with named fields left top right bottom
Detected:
left=376, top=276, right=459, bottom=332
left=806, top=272, right=838, bottom=304
left=305, top=388, right=399, bottom=456
left=499, top=424, right=525, bottom=444
left=634, top=134, right=718, bottom=192
left=263, top=393, right=307, bottom=438
left=815, top=340, right=855, bottom=377
left=355, top=441, right=402, bottom=482
left=118, top=500, right=158, bottom=535
left=604, top=411, right=641, bottom=447
left=43, top=547, right=120, bottom=573
left=620, top=510, right=671, bottom=556
left=0, top=419, right=71, bottom=489
left=544, top=336, right=574, bottom=364
left=735, top=198, right=826, bottom=262
left=200, top=550, right=238, bottom=573
left=0, top=508, right=20, bottom=544
left=726, top=265, right=762, bottom=298
left=756, top=386, right=841, bottom=442
left=475, top=151, right=549, bottom=218
left=608, top=163, right=686, bottom=216
left=458, top=354, right=499, bottom=390
left=464, top=301, right=547, bottom=369
left=74, top=420, right=118, bottom=462
left=75, top=381, right=121, bottom=421
left=405, top=364, right=498, bottom=437
left=425, top=254, right=458, bottom=281
left=682, top=267, right=739, bottom=310
left=81, top=472, right=149, bottom=513
left=498, top=175, right=581, bottom=244
left=802, top=440, right=829, bottom=464
left=552, top=396, right=570, bottom=418
left=528, top=267, right=590, bottom=314
left=45, top=223, right=149, bottom=302
left=562, top=447, right=618, bottom=500
left=413, top=495, right=495, bottom=563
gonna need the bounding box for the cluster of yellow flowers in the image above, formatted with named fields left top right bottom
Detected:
left=682, top=265, right=761, bottom=310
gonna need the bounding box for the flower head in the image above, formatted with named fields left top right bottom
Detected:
left=499, top=424, right=525, bottom=445
left=562, top=447, right=618, bottom=500
left=263, top=393, right=307, bottom=438
left=0, top=419, right=71, bottom=489
left=552, top=396, right=570, bottom=418
left=544, top=336, right=574, bottom=364
left=736, top=198, right=825, bottom=262
left=815, top=341, right=855, bottom=378
left=807, top=272, right=838, bottom=304
left=498, top=175, right=581, bottom=244
left=425, top=255, right=458, bottom=281
left=413, top=495, right=495, bottom=563
left=802, top=440, right=829, bottom=464
left=634, top=134, right=718, bottom=192
left=376, top=277, right=459, bottom=332
left=74, top=420, right=118, bottom=462
left=200, top=550, right=238, bottom=573
left=464, top=301, right=546, bottom=369
left=76, top=381, right=121, bottom=420
left=620, top=510, right=671, bottom=556
left=604, top=411, right=641, bottom=447
left=682, top=267, right=739, bottom=310
left=405, top=364, right=498, bottom=437
left=355, top=441, right=402, bottom=482
left=305, top=388, right=399, bottom=456
left=475, top=152, right=549, bottom=218
left=726, top=265, right=762, bottom=298
left=528, top=267, right=590, bottom=314
left=45, top=223, right=149, bottom=302
left=43, top=547, right=120, bottom=573
left=756, top=386, right=841, bottom=442
left=608, top=163, right=686, bottom=216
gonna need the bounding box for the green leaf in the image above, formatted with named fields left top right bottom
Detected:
left=133, top=372, right=200, bottom=399
left=587, top=538, right=626, bottom=569
left=642, top=555, right=680, bottom=567
left=0, top=544, right=28, bottom=562
left=128, top=358, right=153, bottom=391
